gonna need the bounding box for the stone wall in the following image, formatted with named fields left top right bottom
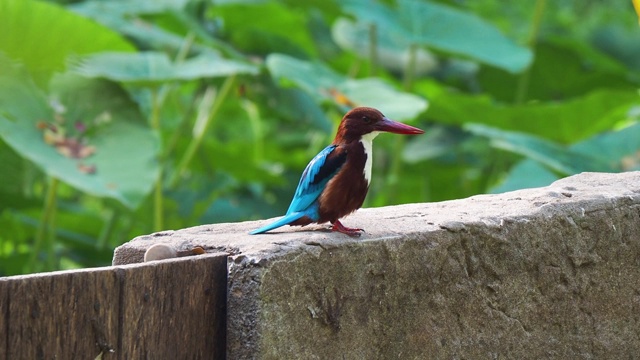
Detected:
left=114, top=171, right=640, bottom=359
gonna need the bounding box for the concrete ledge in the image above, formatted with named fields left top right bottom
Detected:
left=114, top=172, right=640, bottom=358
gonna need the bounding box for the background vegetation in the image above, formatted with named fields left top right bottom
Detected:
left=1, top=0, right=639, bottom=275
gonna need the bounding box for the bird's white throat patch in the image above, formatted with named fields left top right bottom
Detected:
left=360, top=131, right=380, bottom=184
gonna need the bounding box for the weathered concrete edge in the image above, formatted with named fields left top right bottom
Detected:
left=114, top=172, right=640, bottom=266
left=113, top=172, right=640, bottom=357
left=225, top=175, right=640, bottom=357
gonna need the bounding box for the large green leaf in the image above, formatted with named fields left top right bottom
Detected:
left=0, top=60, right=159, bottom=208
left=478, top=37, right=635, bottom=102
left=418, top=79, right=639, bottom=143
left=266, top=54, right=427, bottom=120
left=491, top=122, right=640, bottom=193
left=71, top=0, right=243, bottom=58
left=465, top=124, right=615, bottom=175
left=0, top=0, right=134, bottom=84
left=71, top=0, right=189, bottom=16
left=592, top=25, right=640, bottom=72
left=403, top=125, right=468, bottom=163
left=70, top=52, right=258, bottom=84
left=268, top=86, right=334, bottom=133
left=572, top=123, right=640, bottom=172
left=490, top=160, right=558, bottom=194
left=0, top=141, right=40, bottom=211
left=212, top=1, right=319, bottom=58
left=267, top=54, right=343, bottom=99
left=338, top=0, right=532, bottom=73
left=339, top=78, right=429, bottom=121
left=332, top=17, right=438, bottom=75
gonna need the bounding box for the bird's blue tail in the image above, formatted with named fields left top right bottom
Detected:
left=249, top=212, right=306, bottom=235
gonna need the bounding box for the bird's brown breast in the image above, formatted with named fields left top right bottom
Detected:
left=317, top=142, right=369, bottom=223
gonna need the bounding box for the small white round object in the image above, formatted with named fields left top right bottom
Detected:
left=144, top=244, right=178, bottom=262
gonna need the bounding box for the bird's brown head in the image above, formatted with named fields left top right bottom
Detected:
left=334, top=107, right=424, bottom=143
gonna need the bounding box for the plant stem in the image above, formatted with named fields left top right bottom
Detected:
left=169, top=75, right=237, bottom=188
left=386, top=136, right=405, bottom=203
left=97, top=208, right=118, bottom=250
left=149, top=89, right=165, bottom=232
left=155, top=32, right=195, bottom=109
left=150, top=89, right=161, bottom=130
left=368, top=23, right=378, bottom=76
left=383, top=44, right=419, bottom=202
left=160, top=34, right=199, bottom=159
left=29, top=176, right=59, bottom=272
left=175, top=32, right=195, bottom=63
left=163, top=100, right=197, bottom=160
left=154, top=167, right=164, bottom=232
left=150, top=33, right=198, bottom=231
left=242, top=99, right=263, bottom=164
left=402, top=44, right=418, bottom=91
left=515, top=0, right=547, bottom=104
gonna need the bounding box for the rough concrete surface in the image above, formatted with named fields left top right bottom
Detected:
left=114, top=172, right=640, bottom=359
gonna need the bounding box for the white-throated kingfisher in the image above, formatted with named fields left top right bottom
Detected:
left=250, top=107, right=424, bottom=237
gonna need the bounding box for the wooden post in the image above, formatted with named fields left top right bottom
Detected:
left=0, top=253, right=227, bottom=359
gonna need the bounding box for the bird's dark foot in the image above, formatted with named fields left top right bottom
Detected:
left=331, top=220, right=364, bottom=237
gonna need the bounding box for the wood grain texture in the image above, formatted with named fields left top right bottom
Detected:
left=118, top=254, right=227, bottom=359
left=0, top=253, right=227, bottom=360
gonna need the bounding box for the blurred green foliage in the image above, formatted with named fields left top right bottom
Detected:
left=0, top=0, right=639, bottom=275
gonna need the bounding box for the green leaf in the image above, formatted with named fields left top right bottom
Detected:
left=332, top=17, right=438, bottom=75
left=266, top=53, right=343, bottom=100
left=572, top=123, right=640, bottom=172
left=403, top=125, right=467, bottom=163
left=491, top=123, right=640, bottom=193
left=0, top=140, right=41, bottom=211
left=266, top=54, right=427, bottom=120
left=71, top=0, right=242, bottom=59
left=490, top=160, right=558, bottom=193
left=213, top=2, right=318, bottom=58
left=465, top=123, right=614, bottom=175
left=478, top=37, right=635, bottom=102
left=399, top=0, right=531, bottom=73
left=0, top=60, right=159, bottom=208
left=71, top=0, right=189, bottom=17
left=339, top=0, right=532, bottom=73
left=419, top=79, right=639, bottom=143
left=270, top=86, right=334, bottom=133
left=340, top=79, right=428, bottom=120
left=0, top=0, right=134, bottom=84
left=592, top=25, right=640, bottom=72
left=70, top=52, right=258, bottom=83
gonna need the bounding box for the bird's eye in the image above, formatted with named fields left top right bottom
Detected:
left=362, top=116, right=371, bottom=124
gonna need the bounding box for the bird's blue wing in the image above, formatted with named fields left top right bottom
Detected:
left=286, top=145, right=347, bottom=216
left=249, top=145, right=346, bottom=235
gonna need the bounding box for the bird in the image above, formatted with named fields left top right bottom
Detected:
left=250, top=107, right=424, bottom=237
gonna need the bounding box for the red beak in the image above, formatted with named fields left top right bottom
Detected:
left=376, top=117, right=424, bottom=135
